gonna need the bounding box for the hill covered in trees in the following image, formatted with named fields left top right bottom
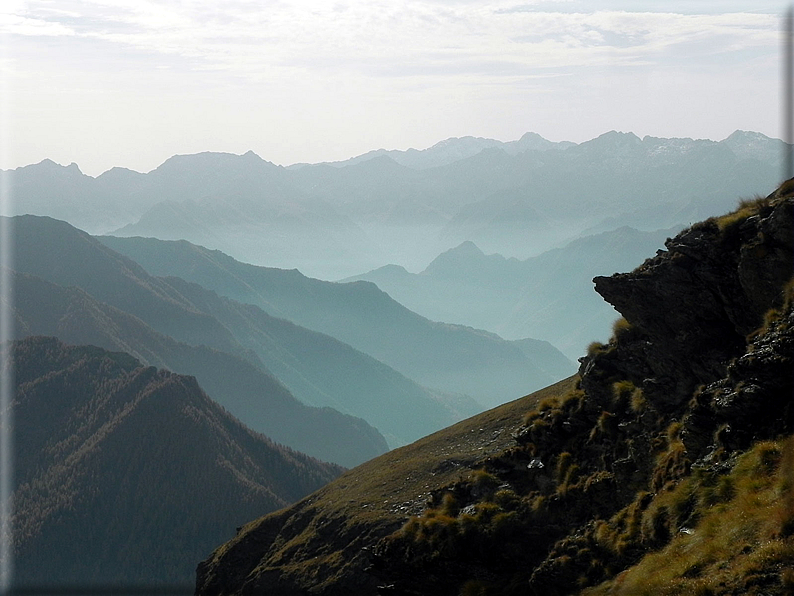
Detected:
left=9, top=336, right=344, bottom=588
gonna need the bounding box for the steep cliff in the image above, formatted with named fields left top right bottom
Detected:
left=196, top=184, right=793, bottom=595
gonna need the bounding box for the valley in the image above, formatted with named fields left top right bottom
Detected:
left=197, top=181, right=794, bottom=596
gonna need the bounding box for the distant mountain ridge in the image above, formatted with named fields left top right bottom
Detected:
left=5, top=130, right=784, bottom=279
left=345, top=225, right=681, bottom=359
left=99, top=234, right=565, bottom=409
left=293, top=131, right=576, bottom=170
left=9, top=215, right=476, bottom=454
left=9, top=269, right=388, bottom=467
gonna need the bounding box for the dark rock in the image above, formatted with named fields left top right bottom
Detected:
left=588, top=194, right=793, bottom=409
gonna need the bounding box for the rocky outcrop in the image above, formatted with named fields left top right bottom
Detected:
left=682, top=294, right=794, bottom=462
left=590, top=189, right=793, bottom=410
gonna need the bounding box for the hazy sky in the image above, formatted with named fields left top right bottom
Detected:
left=0, top=1, right=789, bottom=176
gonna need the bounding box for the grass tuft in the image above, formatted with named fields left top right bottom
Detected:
left=713, top=195, right=772, bottom=234
left=587, top=341, right=608, bottom=357
left=612, top=317, right=633, bottom=339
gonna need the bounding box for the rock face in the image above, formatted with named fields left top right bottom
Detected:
left=591, top=191, right=793, bottom=409
left=195, top=187, right=794, bottom=596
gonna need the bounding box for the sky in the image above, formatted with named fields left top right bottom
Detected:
left=0, top=0, right=790, bottom=176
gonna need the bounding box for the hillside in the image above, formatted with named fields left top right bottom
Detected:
left=10, top=215, right=469, bottom=449
left=98, top=234, right=558, bottom=409
left=195, top=377, right=578, bottom=595
left=8, top=336, right=343, bottom=588
left=9, top=270, right=387, bottom=467
left=196, top=184, right=794, bottom=595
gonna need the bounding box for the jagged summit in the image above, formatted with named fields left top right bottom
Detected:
left=722, top=129, right=785, bottom=163
left=723, top=129, right=774, bottom=143
left=153, top=149, right=277, bottom=173
left=18, top=158, right=88, bottom=176
left=580, top=130, right=643, bottom=153
left=429, top=135, right=502, bottom=150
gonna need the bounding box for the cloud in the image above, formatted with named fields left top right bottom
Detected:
left=3, top=1, right=779, bottom=82
left=0, top=13, right=76, bottom=37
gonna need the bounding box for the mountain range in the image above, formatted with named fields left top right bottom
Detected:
left=4, top=130, right=785, bottom=280
left=11, top=215, right=517, bottom=452
left=9, top=269, right=387, bottom=467
left=98, top=234, right=572, bottom=408
left=5, top=130, right=793, bottom=593
left=4, top=215, right=568, bottom=589
left=196, top=180, right=794, bottom=596
left=291, top=131, right=576, bottom=170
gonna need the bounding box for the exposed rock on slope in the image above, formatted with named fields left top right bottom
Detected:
left=591, top=191, right=793, bottom=408
left=196, top=185, right=793, bottom=595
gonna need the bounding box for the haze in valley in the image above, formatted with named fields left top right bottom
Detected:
left=1, top=1, right=793, bottom=592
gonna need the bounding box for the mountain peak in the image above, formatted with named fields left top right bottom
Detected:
left=450, top=240, right=484, bottom=256
left=519, top=131, right=546, bottom=142
left=29, top=158, right=84, bottom=174
left=721, top=130, right=782, bottom=162
left=576, top=130, right=644, bottom=156
left=429, top=136, right=496, bottom=150
left=595, top=130, right=642, bottom=143
left=421, top=241, right=488, bottom=277
left=723, top=129, right=773, bottom=143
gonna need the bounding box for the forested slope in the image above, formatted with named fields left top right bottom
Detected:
left=9, top=336, right=343, bottom=588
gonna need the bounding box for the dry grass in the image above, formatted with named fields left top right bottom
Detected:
left=587, top=341, right=609, bottom=357
left=205, top=376, right=580, bottom=588
left=612, top=317, right=634, bottom=339
left=583, top=437, right=794, bottom=596
left=713, top=195, right=772, bottom=234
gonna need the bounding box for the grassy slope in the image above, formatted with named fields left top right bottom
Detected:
left=584, top=437, right=794, bottom=596
left=198, top=376, right=578, bottom=595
